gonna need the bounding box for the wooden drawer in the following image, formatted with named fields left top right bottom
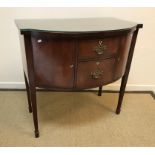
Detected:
left=76, top=58, right=115, bottom=88
left=78, top=37, right=121, bottom=60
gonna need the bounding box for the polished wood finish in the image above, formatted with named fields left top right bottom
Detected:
left=16, top=18, right=142, bottom=137
left=32, top=37, right=75, bottom=88
left=114, top=33, right=133, bottom=80
left=76, top=59, right=115, bottom=88
left=23, top=34, right=39, bottom=138
left=78, top=37, right=120, bottom=60
left=15, top=17, right=141, bottom=32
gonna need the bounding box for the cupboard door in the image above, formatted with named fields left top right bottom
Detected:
left=32, top=37, right=75, bottom=88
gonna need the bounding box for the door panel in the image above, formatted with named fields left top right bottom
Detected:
left=32, top=37, right=75, bottom=88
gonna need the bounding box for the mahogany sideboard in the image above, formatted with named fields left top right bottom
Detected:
left=15, top=18, right=143, bottom=138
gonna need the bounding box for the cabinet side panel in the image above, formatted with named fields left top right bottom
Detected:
left=19, top=33, right=28, bottom=79
left=114, top=32, right=133, bottom=80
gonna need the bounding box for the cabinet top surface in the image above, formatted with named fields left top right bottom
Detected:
left=15, top=17, right=140, bottom=33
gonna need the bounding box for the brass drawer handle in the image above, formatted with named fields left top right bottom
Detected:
left=93, top=41, right=107, bottom=55
left=91, top=68, right=103, bottom=79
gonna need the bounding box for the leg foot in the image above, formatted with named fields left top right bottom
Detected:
left=116, top=108, right=121, bottom=114
left=30, top=87, right=39, bottom=138
left=28, top=107, right=32, bottom=113
left=98, top=86, right=102, bottom=96
left=35, top=130, right=39, bottom=138
left=116, top=75, right=127, bottom=115
left=24, top=73, right=33, bottom=113
left=115, top=76, right=126, bottom=115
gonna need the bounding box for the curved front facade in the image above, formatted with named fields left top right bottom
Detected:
left=31, top=30, right=133, bottom=89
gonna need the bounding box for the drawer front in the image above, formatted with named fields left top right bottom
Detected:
left=76, top=59, right=115, bottom=88
left=32, top=37, right=75, bottom=88
left=78, top=37, right=120, bottom=60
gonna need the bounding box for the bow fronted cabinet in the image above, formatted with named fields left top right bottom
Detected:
left=15, top=18, right=143, bottom=138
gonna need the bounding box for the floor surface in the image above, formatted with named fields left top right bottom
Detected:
left=0, top=91, right=154, bottom=146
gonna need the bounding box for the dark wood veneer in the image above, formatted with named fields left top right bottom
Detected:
left=32, top=37, right=75, bottom=88
left=76, top=58, right=115, bottom=88
left=78, top=37, right=121, bottom=60
left=16, top=18, right=143, bottom=138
